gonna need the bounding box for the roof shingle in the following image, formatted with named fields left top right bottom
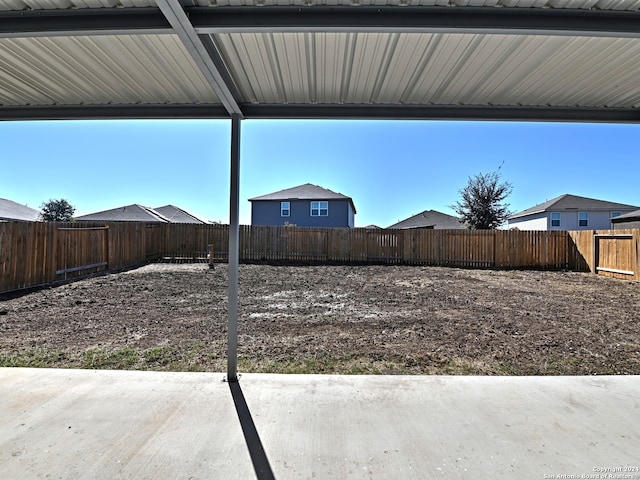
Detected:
left=154, top=205, right=206, bottom=224
left=508, top=194, right=639, bottom=220
left=76, top=205, right=170, bottom=223
left=388, top=210, right=465, bottom=229
left=0, top=198, right=40, bottom=222
left=249, top=183, right=357, bottom=213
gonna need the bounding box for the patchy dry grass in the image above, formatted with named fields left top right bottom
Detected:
left=1, top=263, right=639, bottom=375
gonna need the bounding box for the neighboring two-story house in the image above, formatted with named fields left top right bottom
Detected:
left=507, top=194, right=639, bottom=230
left=249, top=184, right=356, bottom=228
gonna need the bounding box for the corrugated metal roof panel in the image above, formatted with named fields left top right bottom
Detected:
left=1, top=0, right=639, bottom=119
left=72, top=0, right=120, bottom=7
left=214, top=31, right=640, bottom=108
left=116, top=0, right=156, bottom=7
left=0, top=34, right=220, bottom=106
left=0, top=0, right=155, bottom=9
left=20, top=0, right=73, bottom=8
left=595, top=0, right=640, bottom=10
left=0, top=0, right=29, bottom=8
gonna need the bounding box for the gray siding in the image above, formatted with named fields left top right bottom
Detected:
left=251, top=199, right=354, bottom=227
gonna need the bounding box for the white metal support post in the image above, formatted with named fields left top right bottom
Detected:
left=227, top=114, right=241, bottom=382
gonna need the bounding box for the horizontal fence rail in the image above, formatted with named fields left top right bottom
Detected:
left=1, top=222, right=638, bottom=293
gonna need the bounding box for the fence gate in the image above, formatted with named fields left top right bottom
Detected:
left=55, top=226, right=109, bottom=279
left=594, top=233, right=636, bottom=280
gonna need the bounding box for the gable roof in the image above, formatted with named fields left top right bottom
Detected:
left=154, top=205, right=206, bottom=224
left=508, top=194, right=639, bottom=220
left=75, top=204, right=170, bottom=223
left=249, top=184, right=357, bottom=214
left=0, top=198, right=40, bottom=222
left=388, top=210, right=465, bottom=229
left=611, top=209, right=640, bottom=223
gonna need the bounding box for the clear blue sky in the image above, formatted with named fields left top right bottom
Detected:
left=1, top=119, right=638, bottom=228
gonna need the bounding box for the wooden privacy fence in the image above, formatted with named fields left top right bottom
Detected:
left=0, top=222, right=148, bottom=293
left=232, top=226, right=571, bottom=269
left=2, top=222, right=639, bottom=293
left=568, top=229, right=639, bottom=281
left=55, top=226, right=108, bottom=276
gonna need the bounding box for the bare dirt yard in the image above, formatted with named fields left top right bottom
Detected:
left=1, top=263, right=639, bottom=375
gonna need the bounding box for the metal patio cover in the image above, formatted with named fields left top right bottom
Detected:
left=4, top=0, right=640, bottom=382
left=1, top=0, right=640, bottom=123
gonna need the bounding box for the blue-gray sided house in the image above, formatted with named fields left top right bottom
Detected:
left=249, top=184, right=356, bottom=228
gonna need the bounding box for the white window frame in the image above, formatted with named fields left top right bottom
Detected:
left=550, top=212, right=561, bottom=227
left=578, top=212, right=589, bottom=227
left=310, top=201, right=328, bottom=217
left=281, top=201, right=290, bottom=217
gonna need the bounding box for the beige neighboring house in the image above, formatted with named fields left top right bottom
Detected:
left=0, top=198, right=40, bottom=222
left=507, top=194, right=639, bottom=231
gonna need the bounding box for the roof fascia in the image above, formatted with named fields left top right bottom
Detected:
left=3, top=103, right=640, bottom=123
left=154, top=0, right=243, bottom=117
left=508, top=209, right=546, bottom=220
left=191, top=6, right=640, bottom=39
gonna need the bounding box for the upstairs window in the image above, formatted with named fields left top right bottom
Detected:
left=579, top=212, right=589, bottom=227
left=611, top=211, right=621, bottom=218
left=550, top=212, right=561, bottom=227
left=281, top=201, right=290, bottom=217
left=311, top=201, right=328, bottom=217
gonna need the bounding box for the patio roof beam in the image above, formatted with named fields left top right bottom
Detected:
left=150, top=0, right=243, bottom=117
left=191, top=6, right=640, bottom=39
left=0, top=8, right=171, bottom=38
left=2, top=104, right=640, bottom=123
left=2, top=6, right=640, bottom=40
left=240, top=104, right=640, bottom=124
left=0, top=104, right=231, bottom=121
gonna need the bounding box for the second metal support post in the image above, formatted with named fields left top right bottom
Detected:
left=227, top=114, right=241, bottom=382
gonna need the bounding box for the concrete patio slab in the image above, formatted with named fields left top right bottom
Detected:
left=0, top=368, right=254, bottom=480
left=1, top=368, right=639, bottom=480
